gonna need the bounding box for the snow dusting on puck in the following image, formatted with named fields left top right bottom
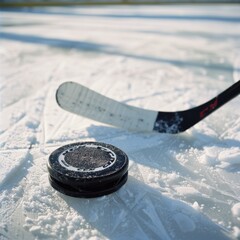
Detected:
left=48, top=142, right=128, bottom=198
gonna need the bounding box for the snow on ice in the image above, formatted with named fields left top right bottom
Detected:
left=0, top=4, right=240, bottom=240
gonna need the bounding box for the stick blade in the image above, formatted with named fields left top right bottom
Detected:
left=56, top=82, right=157, bottom=132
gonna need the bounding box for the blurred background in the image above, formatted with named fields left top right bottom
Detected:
left=1, top=0, right=240, bottom=7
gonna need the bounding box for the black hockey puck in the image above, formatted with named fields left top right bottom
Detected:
left=48, top=142, right=128, bottom=198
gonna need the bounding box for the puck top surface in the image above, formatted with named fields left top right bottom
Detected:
left=48, top=142, right=128, bottom=184
left=61, top=143, right=117, bottom=172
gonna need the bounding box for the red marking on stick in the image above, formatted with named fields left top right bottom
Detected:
left=200, top=98, right=218, bottom=119
left=209, top=98, right=218, bottom=110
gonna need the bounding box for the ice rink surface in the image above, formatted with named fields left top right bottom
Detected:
left=0, top=4, right=240, bottom=239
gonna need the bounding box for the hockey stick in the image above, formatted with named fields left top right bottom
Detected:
left=154, top=80, right=240, bottom=133
left=56, top=80, right=240, bottom=134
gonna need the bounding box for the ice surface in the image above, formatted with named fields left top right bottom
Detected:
left=232, top=203, right=240, bottom=218
left=0, top=5, right=240, bottom=240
